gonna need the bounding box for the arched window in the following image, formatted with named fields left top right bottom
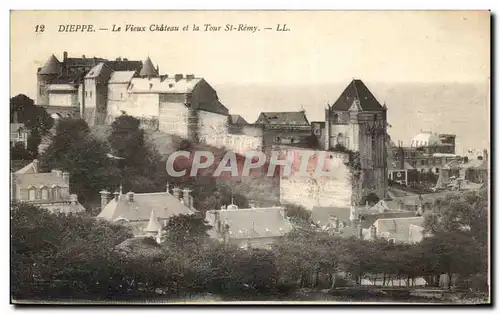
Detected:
left=28, top=187, right=36, bottom=201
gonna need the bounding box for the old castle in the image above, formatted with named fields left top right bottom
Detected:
left=36, top=52, right=389, bottom=206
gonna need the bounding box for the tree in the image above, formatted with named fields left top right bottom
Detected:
left=419, top=232, right=482, bottom=289
left=11, top=201, right=133, bottom=300
left=11, top=142, right=33, bottom=160
left=39, top=118, right=120, bottom=208
left=10, top=94, right=54, bottom=157
left=360, top=192, right=380, bottom=206
left=424, top=190, right=488, bottom=245
left=163, top=214, right=212, bottom=250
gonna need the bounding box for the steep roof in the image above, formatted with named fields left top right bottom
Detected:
left=207, top=207, right=293, bottom=240
left=97, top=192, right=196, bottom=222
left=85, top=63, right=107, bottom=79
left=139, top=57, right=158, bottom=77
left=108, top=71, right=136, bottom=83
left=256, top=111, right=310, bottom=125
left=145, top=209, right=161, bottom=232
left=230, top=114, right=248, bottom=125
left=39, top=55, right=61, bottom=75
left=331, top=79, right=385, bottom=111
left=14, top=172, right=68, bottom=190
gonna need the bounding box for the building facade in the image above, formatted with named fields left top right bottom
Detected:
left=36, top=52, right=263, bottom=155
left=97, top=185, right=197, bottom=237
left=10, top=159, right=86, bottom=214
left=324, top=79, right=388, bottom=200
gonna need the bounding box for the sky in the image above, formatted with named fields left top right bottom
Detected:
left=11, top=10, right=490, bottom=99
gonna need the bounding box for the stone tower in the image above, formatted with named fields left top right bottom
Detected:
left=325, top=79, right=388, bottom=200
left=37, top=54, right=62, bottom=106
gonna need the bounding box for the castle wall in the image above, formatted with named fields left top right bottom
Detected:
left=48, top=92, right=78, bottom=107
left=227, top=125, right=264, bottom=155
left=279, top=150, right=352, bottom=210
left=197, top=109, right=229, bottom=147
left=158, top=94, right=189, bottom=138
left=107, top=91, right=160, bottom=119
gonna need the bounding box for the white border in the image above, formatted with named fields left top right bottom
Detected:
left=3, top=1, right=498, bottom=313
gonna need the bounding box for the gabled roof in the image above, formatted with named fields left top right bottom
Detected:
left=139, top=57, right=158, bottom=77
left=230, top=114, right=248, bottom=125
left=108, top=71, right=136, bottom=83
left=39, top=55, right=61, bottom=75
left=97, top=192, right=196, bottom=222
left=207, top=207, right=292, bottom=240
left=85, top=62, right=107, bottom=79
left=330, top=79, right=385, bottom=111
left=256, top=111, right=310, bottom=125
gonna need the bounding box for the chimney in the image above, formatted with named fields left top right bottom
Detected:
left=127, top=191, right=134, bottom=202
left=116, top=57, right=122, bottom=61
left=186, top=74, right=195, bottom=81
left=156, top=65, right=159, bottom=73
left=62, top=171, right=70, bottom=185
left=32, top=159, right=39, bottom=173
left=174, top=74, right=183, bottom=82
left=484, top=149, right=488, bottom=161
left=70, top=194, right=78, bottom=205
left=82, top=54, right=86, bottom=59
left=172, top=187, right=181, bottom=200
left=63, top=51, right=68, bottom=61
left=370, top=225, right=377, bottom=240
left=113, top=191, right=120, bottom=201
left=99, top=190, right=111, bottom=209
left=358, top=223, right=363, bottom=240
left=182, top=188, right=192, bottom=208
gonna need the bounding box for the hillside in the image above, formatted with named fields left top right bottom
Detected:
left=91, top=126, right=280, bottom=207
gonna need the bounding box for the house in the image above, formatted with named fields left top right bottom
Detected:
left=10, top=159, right=85, bottom=214
left=371, top=216, right=425, bottom=243
left=255, top=111, right=312, bottom=152
left=96, top=185, right=197, bottom=239
left=10, top=123, right=29, bottom=148
left=205, top=203, right=293, bottom=249
left=312, top=201, right=418, bottom=239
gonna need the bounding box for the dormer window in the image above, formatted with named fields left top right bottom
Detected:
left=28, top=186, right=36, bottom=201
left=52, top=186, right=60, bottom=200
left=40, top=186, right=49, bottom=200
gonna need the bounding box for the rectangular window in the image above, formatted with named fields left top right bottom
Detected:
left=420, top=160, right=425, bottom=166
left=90, top=91, right=93, bottom=98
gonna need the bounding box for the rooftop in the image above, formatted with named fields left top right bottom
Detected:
left=206, top=206, right=293, bottom=240
left=330, top=79, right=385, bottom=112
left=97, top=191, right=196, bottom=222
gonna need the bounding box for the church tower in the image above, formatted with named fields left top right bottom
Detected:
left=325, top=79, right=388, bottom=201
left=37, top=54, right=62, bottom=106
